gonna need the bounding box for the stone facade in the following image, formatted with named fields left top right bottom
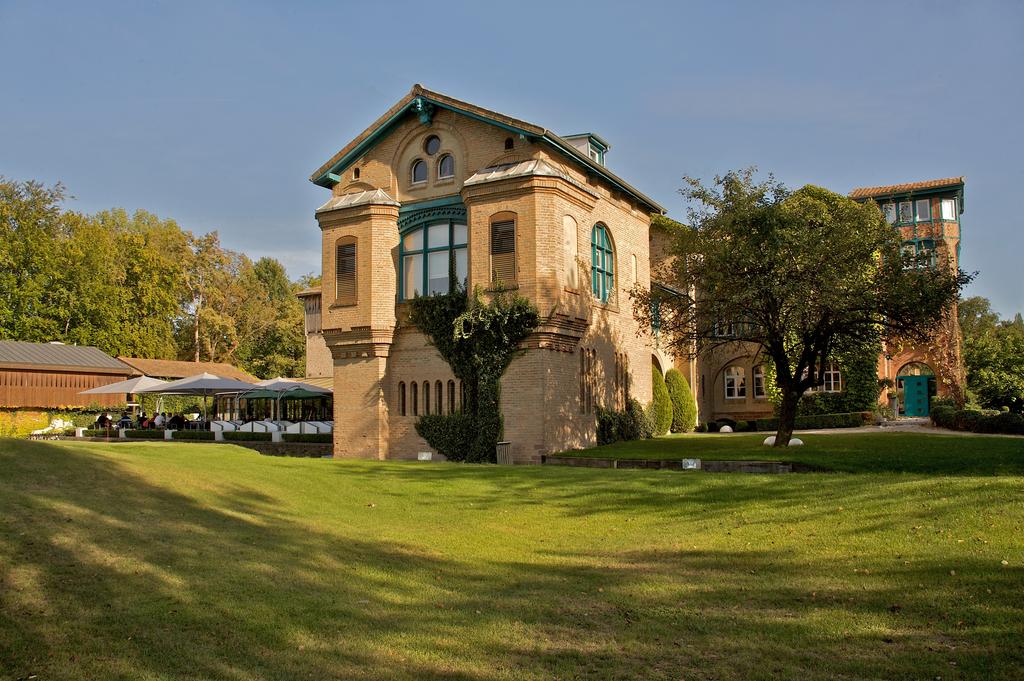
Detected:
left=301, top=87, right=966, bottom=454
left=305, top=86, right=664, bottom=462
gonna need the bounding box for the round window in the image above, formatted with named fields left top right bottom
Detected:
left=424, top=135, right=441, bottom=155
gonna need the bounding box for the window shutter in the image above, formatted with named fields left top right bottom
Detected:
left=335, top=239, right=357, bottom=305
left=490, top=220, right=516, bottom=283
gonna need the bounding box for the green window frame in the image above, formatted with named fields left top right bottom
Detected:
left=397, top=204, right=468, bottom=301
left=591, top=223, right=614, bottom=303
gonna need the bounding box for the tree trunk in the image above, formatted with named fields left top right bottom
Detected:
left=775, top=388, right=800, bottom=447
left=193, top=305, right=201, bottom=363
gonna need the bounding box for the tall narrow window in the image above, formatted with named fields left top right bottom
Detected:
left=881, top=203, right=896, bottom=223
left=724, top=366, right=746, bottom=399
left=398, top=382, right=406, bottom=416
left=753, top=366, right=765, bottom=398
left=411, top=159, right=427, bottom=184
left=435, top=381, right=443, bottom=414
left=563, top=215, right=579, bottom=289
left=423, top=381, right=431, bottom=414
left=411, top=382, right=419, bottom=416
left=591, top=223, right=614, bottom=303
left=940, top=198, right=957, bottom=220
left=631, top=253, right=638, bottom=283
left=438, top=154, right=454, bottom=179
left=448, top=380, right=456, bottom=414
left=491, top=217, right=516, bottom=284
left=915, top=199, right=931, bottom=222
left=898, top=201, right=913, bottom=223
left=335, top=237, right=357, bottom=305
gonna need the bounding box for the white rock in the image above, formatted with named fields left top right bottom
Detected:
left=789, top=438, right=804, bottom=446
left=763, top=436, right=776, bottom=446
left=719, top=425, right=733, bottom=433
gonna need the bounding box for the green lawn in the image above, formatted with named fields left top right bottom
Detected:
left=1, top=437, right=1022, bottom=680
left=562, top=430, right=1024, bottom=474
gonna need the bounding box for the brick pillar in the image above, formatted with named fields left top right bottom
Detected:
left=331, top=353, right=389, bottom=459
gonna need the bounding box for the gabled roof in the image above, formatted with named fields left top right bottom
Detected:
left=0, top=340, right=134, bottom=374
left=849, top=177, right=965, bottom=200
left=118, top=357, right=257, bottom=383
left=310, top=84, right=663, bottom=213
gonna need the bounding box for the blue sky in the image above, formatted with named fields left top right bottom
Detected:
left=2, top=0, right=1022, bottom=315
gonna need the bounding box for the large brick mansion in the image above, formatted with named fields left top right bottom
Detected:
left=299, top=85, right=964, bottom=461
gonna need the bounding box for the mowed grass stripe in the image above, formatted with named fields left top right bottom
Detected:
left=0, top=437, right=1022, bottom=680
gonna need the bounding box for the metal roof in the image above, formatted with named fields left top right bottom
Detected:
left=0, top=340, right=133, bottom=372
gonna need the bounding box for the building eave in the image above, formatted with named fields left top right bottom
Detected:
left=309, top=85, right=664, bottom=214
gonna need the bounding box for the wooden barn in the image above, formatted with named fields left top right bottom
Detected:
left=0, top=340, right=138, bottom=409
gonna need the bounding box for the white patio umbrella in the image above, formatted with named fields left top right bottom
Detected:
left=253, top=377, right=332, bottom=394
left=135, top=373, right=255, bottom=422
left=80, top=375, right=168, bottom=395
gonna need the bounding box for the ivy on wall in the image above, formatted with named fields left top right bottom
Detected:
left=763, top=341, right=882, bottom=416
left=408, top=285, right=539, bottom=463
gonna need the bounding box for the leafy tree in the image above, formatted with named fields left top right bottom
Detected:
left=634, top=169, right=968, bottom=445
left=959, top=296, right=1024, bottom=412
left=664, top=368, right=697, bottom=432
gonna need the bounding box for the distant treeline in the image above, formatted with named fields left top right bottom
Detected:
left=0, top=178, right=316, bottom=379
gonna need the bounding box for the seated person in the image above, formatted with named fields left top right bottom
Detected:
left=95, top=413, right=111, bottom=429
left=116, top=412, right=132, bottom=429
left=154, top=412, right=165, bottom=428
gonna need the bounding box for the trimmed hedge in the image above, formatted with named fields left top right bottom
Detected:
left=650, top=368, right=672, bottom=436
left=125, top=429, right=166, bottom=439
left=754, top=411, right=872, bottom=432
left=282, top=433, right=333, bottom=443
left=596, top=399, right=652, bottom=446
left=83, top=428, right=117, bottom=438
left=931, top=406, right=1023, bottom=435
left=223, top=431, right=272, bottom=442
left=665, top=369, right=698, bottom=433
left=172, top=430, right=215, bottom=441
left=414, top=413, right=476, bottom=462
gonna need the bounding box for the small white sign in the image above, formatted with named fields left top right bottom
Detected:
left=417, top=451, right=433, bottom=461
left=681, top=458, right=701, bottom=470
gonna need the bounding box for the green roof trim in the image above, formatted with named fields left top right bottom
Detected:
left=311, top=87, right=663, bottom=213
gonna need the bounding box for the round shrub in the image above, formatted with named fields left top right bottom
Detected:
left=650, top=367, right=672, bottom=436
left=696, top=422, right=708, bottom=433
left=664, top=368, right=698, bottom=433
left=735, top=420, right=749, bottom=432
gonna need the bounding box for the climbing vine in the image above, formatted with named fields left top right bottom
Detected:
left=408, top=285, right=539, bottom=462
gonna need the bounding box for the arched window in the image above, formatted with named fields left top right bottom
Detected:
left=490, top=213, right=516, bottom=284
left=423, top=381, right=431, bottom=415
left=398, top=382, right=406, bottom=416
left=411, top=159, right=427, bottom=184
left=437, top=154, right=454, bottom=179
left=335, top=236, right=357, bottom=306
left=447, top=380, right=456, bottom=413
left=591, top=223, right=614, bottom=303
left=411, top=382, right=419, bottom=416
left=400, top=219, right=468, bottom=299
left=435, top=381, right=443, bottom=414
left=504, top=137, right=514, bottom=150
left=631, top=253, right=638, bottom=283
left=753, top=366, right=765, bottom=398
left=724, top=366, right=746, bottom=399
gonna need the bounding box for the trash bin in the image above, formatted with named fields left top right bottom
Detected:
left=495, top=441, right=513, bottom=465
